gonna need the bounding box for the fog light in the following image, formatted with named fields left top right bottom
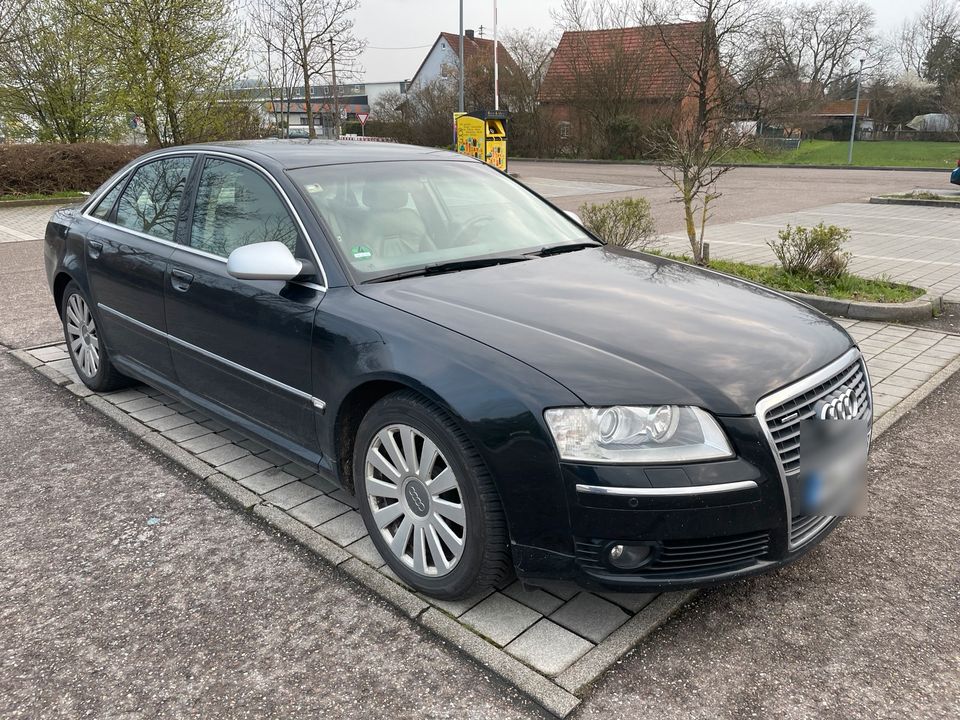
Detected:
left=607, top=543, right=651, bottom=570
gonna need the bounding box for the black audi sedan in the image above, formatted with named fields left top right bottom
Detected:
left=44, top=140, right=872, bottom=599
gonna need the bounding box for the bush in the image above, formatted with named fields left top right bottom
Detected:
left=578, top=197, right=658, bottom=250
left=0, top=143, right=149, bottom=196
left=767, top=223, right=851, bottom=279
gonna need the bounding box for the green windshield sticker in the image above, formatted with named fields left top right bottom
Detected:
left=351, top=245, right=373, bottom=261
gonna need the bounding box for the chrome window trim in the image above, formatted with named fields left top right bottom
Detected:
left=754, top=346, right=870, bottom=550
left=575, top=479, right=758, bottom=497
left=97, top=303, right=325, bottom=408
left=80, top=149, right=329, bottom=291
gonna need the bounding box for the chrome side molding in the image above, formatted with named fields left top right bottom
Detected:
left=575, top=479, right=758, bottom=497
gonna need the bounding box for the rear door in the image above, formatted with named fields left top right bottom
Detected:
left=163, top=155, right=324, bottom=455
left=84, top=155, right=196, bottom=381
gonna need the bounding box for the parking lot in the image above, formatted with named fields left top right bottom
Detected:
left=2, top=165, right=959, bottom=718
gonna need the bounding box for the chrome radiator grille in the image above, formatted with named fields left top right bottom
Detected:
left=757, top=349, right=871, bottom=549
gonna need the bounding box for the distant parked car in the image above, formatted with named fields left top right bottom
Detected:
left=43, top=140, right=872, bottom=599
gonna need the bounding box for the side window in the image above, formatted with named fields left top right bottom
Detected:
left=115, top=157, right=193, bottom=241
left=89, top=180, right=124, bottom=220
left=189, top=158, right=299, bottom=258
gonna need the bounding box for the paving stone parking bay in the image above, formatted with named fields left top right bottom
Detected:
left=13, top=326, right=960, bottom=716
left=660, top=202, right=960, bottom=302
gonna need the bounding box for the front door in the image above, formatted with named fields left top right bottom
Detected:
left=85, top=155, right=195, bottom=381
left=163, top=156, right=323, bottom=456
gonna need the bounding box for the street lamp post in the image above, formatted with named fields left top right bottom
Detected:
left=847, top=57, right=865, bottom=165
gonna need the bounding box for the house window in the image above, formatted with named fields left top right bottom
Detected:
left=558, top=121, right=571, bottom=140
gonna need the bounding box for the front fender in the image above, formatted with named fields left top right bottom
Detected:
left=312, top=287, right=581, bottom=553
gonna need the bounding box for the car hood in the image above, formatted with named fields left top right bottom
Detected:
left=357, top=247, right=854, bottom=415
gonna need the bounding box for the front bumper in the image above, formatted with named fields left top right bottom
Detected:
left=513, top=349, right=871, bottom=593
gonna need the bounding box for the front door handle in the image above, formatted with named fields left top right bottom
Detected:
left=88, top=240, right=103, bottom=259
left=170, top=269, right=194, bottom=292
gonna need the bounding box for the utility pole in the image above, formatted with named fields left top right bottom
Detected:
left=330, top=36, right=341, bottom=140
left=847, top=57, right=864, bottom=165
left=493, top=0, right=499, bottom=111
left=458, top=0, right=464, bottom=113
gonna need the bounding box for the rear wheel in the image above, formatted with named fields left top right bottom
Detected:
left=354, top=391, right=512, bottom=599
left=60, top=281, right=130, bottom=392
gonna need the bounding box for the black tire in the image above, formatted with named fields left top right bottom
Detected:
left=354, top=390, right=512, bottom=599
left=60, top=281, right=130, bottom=392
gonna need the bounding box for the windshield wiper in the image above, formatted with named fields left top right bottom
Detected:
left=364, top=255, right=530, bottom=284
left=528, top=241, right=603, bottom=257
left=424, top=256, right=530, bottom=275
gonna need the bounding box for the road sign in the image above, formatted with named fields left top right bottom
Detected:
left=357, top=112, right=369, bottom=126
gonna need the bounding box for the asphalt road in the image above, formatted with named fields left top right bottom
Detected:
left=511, top=161, right=941, bottom=234
left=0, top=350, right=547, bottom=719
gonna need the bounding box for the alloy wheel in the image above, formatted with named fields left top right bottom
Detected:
left=64, top=293, right=100, bottom=378
left=364, top=424, right=466, bottom=577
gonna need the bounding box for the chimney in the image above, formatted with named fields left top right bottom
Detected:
left=465, top=29, right=474, bottom=40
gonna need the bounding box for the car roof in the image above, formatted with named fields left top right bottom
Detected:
left=172, top=139, right=471, bottom=170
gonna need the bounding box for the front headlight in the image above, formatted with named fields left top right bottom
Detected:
left=544, top=405, right=734, bottom=463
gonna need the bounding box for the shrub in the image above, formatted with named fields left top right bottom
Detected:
left=0, top=143, right=149, bottom=196
left=767, top=223, right=851, bottom=279
left=578, top=197, right=658, bottom=250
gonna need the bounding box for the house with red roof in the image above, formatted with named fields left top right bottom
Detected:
left=538, top=23, right=717, bottom=148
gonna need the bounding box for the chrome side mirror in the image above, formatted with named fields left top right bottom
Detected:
left=226, top=241, right=303, bottom=281
left=565, top=210, right=583, bottom=225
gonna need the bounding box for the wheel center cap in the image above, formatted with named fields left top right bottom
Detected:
left=403, top=478, right=430, bottom=518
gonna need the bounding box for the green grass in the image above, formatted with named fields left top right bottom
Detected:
left=726, top=139, right=960, bottom=169
left=0, top=190, right=86, bottom=202
left=660, top=252, right=925, bottom=303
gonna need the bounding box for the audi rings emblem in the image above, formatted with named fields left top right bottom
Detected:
left=814, top=385, right=859, bottom=420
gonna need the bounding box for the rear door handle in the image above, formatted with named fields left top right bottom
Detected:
left=170, top=269, right=194, bottom=292
left=88, top=240, right=103, bottom=259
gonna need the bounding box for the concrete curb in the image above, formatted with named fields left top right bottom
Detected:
left=555, top=590, right=697, bottom=695
left=869, top=196, right=960, bottom=208
left=0, top=196, right=85, bottom=208
left=872, top=354, right=960, bottom=438
left=784, top=290, right=941, bottom=323
left=421, top=609, right=580, bottom=718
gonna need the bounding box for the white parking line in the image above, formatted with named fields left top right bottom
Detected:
left=0, top=223, right=39, bottom=242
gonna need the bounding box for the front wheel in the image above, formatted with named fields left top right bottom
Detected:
left=354, top=391, right=512, bottom=599
left=60, top=281, right=130, bottom=392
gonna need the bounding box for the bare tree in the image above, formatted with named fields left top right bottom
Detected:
left=645, top=0, right=768, bottom=265
left=250, top=0, right=363, bottom=139
left=249, top=0, right=299, bottom=137
left=764, top=1, right=879, bottom=100
left=896, top=0, right=959, bottom=78
left=501, top=28, right=559, bottom=156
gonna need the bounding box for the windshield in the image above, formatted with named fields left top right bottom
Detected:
left=288, top=160, right=593, bottom=281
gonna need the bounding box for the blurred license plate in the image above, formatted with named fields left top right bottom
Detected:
left=795, top=418, right=869, bottom=516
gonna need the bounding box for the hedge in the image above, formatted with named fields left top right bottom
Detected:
left=0, top=143, right=149, bottom=196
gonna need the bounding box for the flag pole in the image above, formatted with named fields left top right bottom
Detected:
left=493, top=0, right=499, bottom=111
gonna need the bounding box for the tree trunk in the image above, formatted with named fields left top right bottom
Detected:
left=682, top=173, right=702, bottom=264
left=303, top=61, right=314, bottom=139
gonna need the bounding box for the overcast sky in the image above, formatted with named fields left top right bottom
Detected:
left=356, top=0, right=913, bottom=82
